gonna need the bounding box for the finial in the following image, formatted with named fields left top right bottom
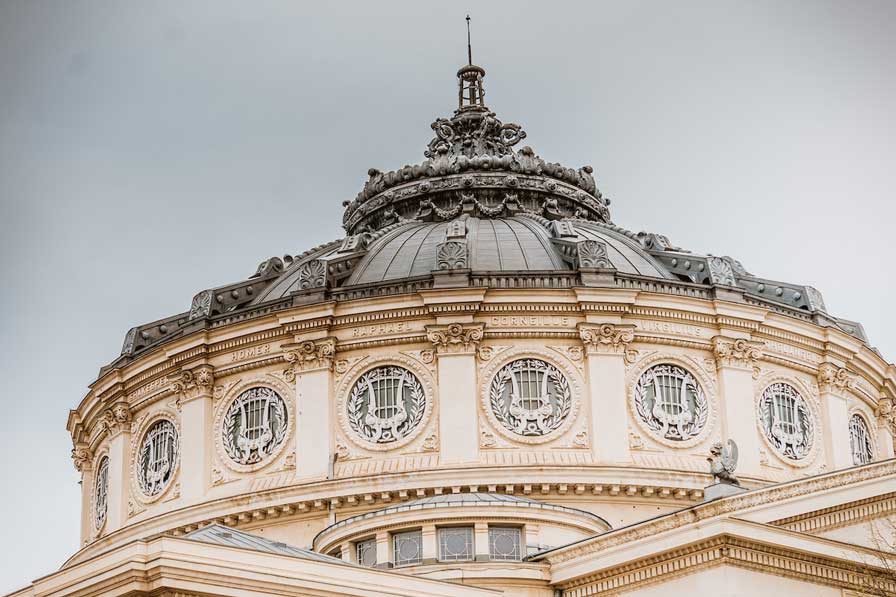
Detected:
left=466, top=15, right=473, bottom=65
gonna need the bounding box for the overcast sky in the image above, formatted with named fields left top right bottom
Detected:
left=1, top=1, right=894, bottom=592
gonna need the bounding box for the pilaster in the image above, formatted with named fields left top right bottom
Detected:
left=71, top=444, right=93, bottom=544
left=712, top=336, right=763, bottom=477
left=375, top=531, right=391, bottom=568
left=101, top=402, right=132, bottom=532
left=474, top=521, right=490, bottom=562
left=421, top=524, right=437, bottom=564
left=169, top=365, right=215, bottom=502
left=817, top=362, right=855, bottom=470
left=284, top=338, right=336, bottom=480
left=578, top=323, right=635, bottom=464
left=427, top=323, right=483, bottom=464
left=876, top=397, right=896, bottom=459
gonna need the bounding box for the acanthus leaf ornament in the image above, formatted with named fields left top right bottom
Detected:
left=816, top=363, right=856, bottom=393
left=71, top=444, right=93, bottom=473
left=712, top=337, right=763, bottom=369
left=168, top=366, right=215, bottom=404
left=101, top=402, right=132, bottom=436
left=579, top=323, right=635, bottom=355
left=426, top=323, right=484, bottom=355
left=283, top=338, right=336, bottom=376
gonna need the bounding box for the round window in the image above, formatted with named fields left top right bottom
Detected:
left=347, top=366, right=426, bottom=443
left=488, top=359, right=572, bottom=436
left=222, top=387, right=289, bottom=465
left=137, top=419, right=179, bottom=496
left=633, top=364, right=708, bottom=441
left=758, top=383, right=814, bottom=461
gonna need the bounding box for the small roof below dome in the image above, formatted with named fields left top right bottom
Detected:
left=185, top=524, right=352, bottom=565
left=319, top=492, right=610, bottom=536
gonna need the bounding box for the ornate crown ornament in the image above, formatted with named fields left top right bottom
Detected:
left=340, top=56, right=611, bottom=236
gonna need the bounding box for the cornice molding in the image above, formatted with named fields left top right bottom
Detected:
left=771, top=491, right=896, bottom=534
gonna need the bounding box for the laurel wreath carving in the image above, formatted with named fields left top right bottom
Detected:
left=347, top=367, right=426, bottom=443
left=221, top=387, right=288, bottom=465
left=758, top=383, right=814, bottom=461
left=489, top=359, right=572, bottom=436
left=135, top=419, right=178, bottom=497
left=634, top=365, right=708, bottom=441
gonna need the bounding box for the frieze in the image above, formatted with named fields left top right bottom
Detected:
left=489, top=315, right=573, bottom=328
left=348, top=321, right=419, bottom=338
left=635, top=320, right=706, bottom=338
left=228, top=343, right=272, bottom=363
left=763, top=339, right=823, bottom=364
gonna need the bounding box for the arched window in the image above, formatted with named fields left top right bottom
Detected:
left=849, top=414, right=874, bottom=465
left=93, top=456, right=109, bottom=529
left=758, top=383, right=814, bottom=461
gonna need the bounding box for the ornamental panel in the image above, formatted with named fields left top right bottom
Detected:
left=222, top=387, right=288, bottom=466
left=633, top=364, right=708, bottom=442
left=758, top=382, right=815, bottom=462
left=214, top=376, right=294, bottom=473
left=135, top=418, right=179, bottom=499
left=337, top=354, right=434, bottom=452
left=93, top=455, right=109, bottom=530
left=480, top=349, right=582, bottom=445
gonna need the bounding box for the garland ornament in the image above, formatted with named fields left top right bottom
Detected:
left=347, top=366, right=426, bottom=443
left=489, top=359, right=572, bottom=436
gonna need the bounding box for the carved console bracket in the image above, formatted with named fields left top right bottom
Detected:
left=283, top=338, right=337, bottom=379
left=71, top=443, right=94, bottom=473
left=712, top=337, right=763, bottom=369
left=426, top=323, right=484, bottom=355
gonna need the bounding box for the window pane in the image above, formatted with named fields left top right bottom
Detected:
left=356, top=539, right=377, bottom=567
left=488, top=526, right=521, bottom=561
left=439, top=527, right=473, bottom=561
left=393, top=530, right=422, bottom=566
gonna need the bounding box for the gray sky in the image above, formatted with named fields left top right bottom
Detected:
left=1, top=1, right=894, bottom=592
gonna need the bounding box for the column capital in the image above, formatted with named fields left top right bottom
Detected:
left=283, top=337, right=336, bottom=378
left=426, top=322, right=483, bottom=355
left=877, top=396, right=895, bottom=430
left=817, top=362, right=856, bottom=394
left=71, top=443, right=93, bottom=473
left=712, top=336, right=763, bottom=369
left=100, top=402, right=132, bottom=437
left=578, top=323, right=635, bottom=357
left=168, top=365, right=215, bottom=403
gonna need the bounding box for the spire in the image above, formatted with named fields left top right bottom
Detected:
left=457, top=15, right=486, bottom=111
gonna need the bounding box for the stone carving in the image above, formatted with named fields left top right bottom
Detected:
left=436, top=241, right=468, bottom=270
left=169, top=367, right=214, bottom=403
left=426, top=323, right=484, bottom=354
left=805, top=285, right=826, bottom=312
left=101, top=403, right=132, bottom=436
left=136, top=419, right=179, bottom=497
left=346, top=366, right=426, bottom=444
left=712, top=337, right=763, bottom=368
left=488, top=359, right=572, bottom=437
left=816, top=363, right=855, bottom=393
left=707, top=256, right=736, bottom=286
left=758, top=382, right=814, bottom=461
left=120, top=326, right=138, bottom=355
left=421, top=433, right=438, bottom=451
left=298, top=259, right=327, bottom=290
left=284, top=338, right=336, bottom=375
left=92, top=454, right=109, bottom=530
left=577, top=240, right=610, bottom=268
left=579, top=324, right=635, bottom=355
left=71, top=445, right=93, bottom=472
left=877, top=397, right=895, bottom=431
left=221, top=387, right=289, bottom=466
left=211, top=467, right=225, bottom=486
left=708, top=440, right=740, bottom=486
left=425, top=110, right=526, bottom=160
left=188, top=289, right=213, bottom=320
left=634, top=364, right=708, bottom=441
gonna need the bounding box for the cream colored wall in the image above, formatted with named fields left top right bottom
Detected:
left=617, top=565, right=842, bottom=597
left=818, top=517, right=896, bottom=552
left=66, top=287, right=896, bottom=563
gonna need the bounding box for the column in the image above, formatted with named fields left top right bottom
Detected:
left=171, top=365, right=215, bottom=502
left=579, top=323, right=636, bottom=464
left=817, top=363, right=855, bottom=470
left=875, top=397, right=896, bottom=460
left=285, top=338, right=335, bottom=481
left=713, top=336, right=764, bottom=478
left=375, top=531, right=391, bottom=568
left=421, top=524, right=437, bottom=564
left=104, top=402, right=133, bottom=532
left=427, top=323, right=483, bottom=465
left=474, top=522, right=490, bottom=562
left=71, top=444, right=93, bottom=545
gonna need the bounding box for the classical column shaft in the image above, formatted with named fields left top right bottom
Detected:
left=428, top=323, right=482, bottom=465
left=287, top=339, right=336, bottom=481
left=579, top=324, right=635, bottom=464
left=713, top=337, right=764, bottom=478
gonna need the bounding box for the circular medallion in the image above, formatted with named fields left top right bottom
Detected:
left=93, top=455, right=109, bottom=530
left=222, top=387, right=289, bottom=466
left=633, top=364, right=708, bottom=442
left=488, top=358, right=572, bottom=437
left=346, top=366, right=426, bottom=444
left=136, top=419, right=179, bottom=497
left=758, top=382, right=814, bottom=461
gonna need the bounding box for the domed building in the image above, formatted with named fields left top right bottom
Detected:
left=10, top=54, right=896, bottom=597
